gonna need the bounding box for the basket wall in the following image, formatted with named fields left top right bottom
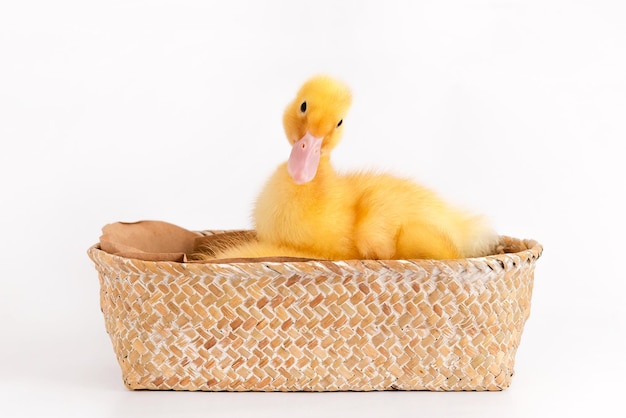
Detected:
left=88, top=235, right=541, bottom=391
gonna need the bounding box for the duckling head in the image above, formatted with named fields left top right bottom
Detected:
left=283, top=75, right=352, bottom=184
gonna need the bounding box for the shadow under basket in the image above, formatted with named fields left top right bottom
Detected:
left=88, top=232, right=542, bottom=392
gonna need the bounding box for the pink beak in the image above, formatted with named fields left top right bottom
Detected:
left=287, top=131, right=324, bottom=184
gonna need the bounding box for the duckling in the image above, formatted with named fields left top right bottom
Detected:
left=204, top=75, right=497, bottom=260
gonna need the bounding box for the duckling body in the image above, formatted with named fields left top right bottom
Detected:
left=208, top=75, right=497, bottom=261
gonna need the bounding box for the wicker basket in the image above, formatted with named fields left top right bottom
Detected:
left=88, top=232, right=542, bottom=392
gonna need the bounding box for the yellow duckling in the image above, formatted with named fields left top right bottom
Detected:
left=206, top=75, right=497, bottom=260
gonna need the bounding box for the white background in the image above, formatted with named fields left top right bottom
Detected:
left=1, top=1, right=625, bottom=417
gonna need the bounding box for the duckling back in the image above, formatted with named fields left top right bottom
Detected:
left=349, top=172, right=497, bottom=260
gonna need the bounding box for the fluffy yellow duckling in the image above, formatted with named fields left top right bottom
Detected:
left=208, top=75, right=497, bottom=260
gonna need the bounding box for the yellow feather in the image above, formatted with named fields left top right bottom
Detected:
left=207, top=75, right=497, bottom=261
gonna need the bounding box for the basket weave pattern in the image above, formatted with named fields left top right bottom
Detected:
left=88, top=234, right=541, bottom=391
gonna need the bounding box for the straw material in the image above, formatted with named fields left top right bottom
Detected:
left=88, top=233, right=542, bottom=391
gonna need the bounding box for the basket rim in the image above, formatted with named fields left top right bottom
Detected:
left=87, top=233, right=542, bottom=272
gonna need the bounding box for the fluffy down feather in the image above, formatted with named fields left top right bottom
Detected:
left=201, top=75, right=497, bottom=261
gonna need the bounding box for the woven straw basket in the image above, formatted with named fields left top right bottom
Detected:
left=88, top=232, right=542, bottom=392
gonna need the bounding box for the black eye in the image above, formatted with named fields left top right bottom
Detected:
left=300, top=101, right=307, bottom=113
left=337, top=119, right=343, bottom=127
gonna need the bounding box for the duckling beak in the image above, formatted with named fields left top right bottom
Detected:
left=287, top=131, right=324, bottom=184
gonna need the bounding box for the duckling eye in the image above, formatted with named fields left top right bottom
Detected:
left=337, top=119, right=343, bottom=127
left=300, top=101, right=307, bottom=113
